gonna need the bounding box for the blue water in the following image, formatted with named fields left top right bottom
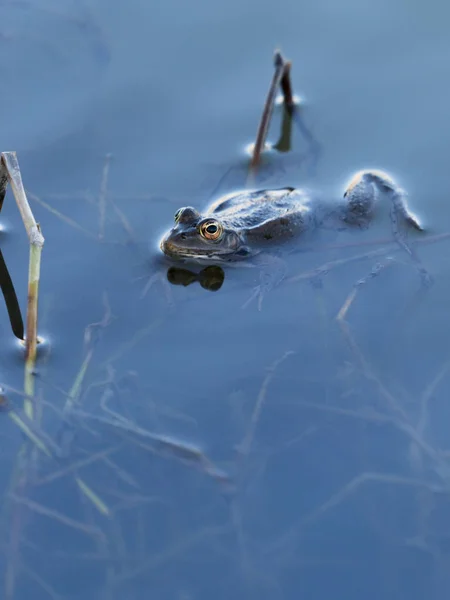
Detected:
left=0, top=0, right=450, bottom=598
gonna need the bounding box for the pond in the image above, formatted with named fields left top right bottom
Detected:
left=0, top=0, right=450, bottom=598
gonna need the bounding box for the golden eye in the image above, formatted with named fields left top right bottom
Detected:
left=174, top=209, right=182, bottom=222
left=199, top=220, right=222, bottom=240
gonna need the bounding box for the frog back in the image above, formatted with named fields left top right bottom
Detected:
left=206, top=187, right=314, bottom=243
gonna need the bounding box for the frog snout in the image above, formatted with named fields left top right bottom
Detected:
left=159, top=234, right=173, bottom=255
left=160, top=231, right=187, bottom=256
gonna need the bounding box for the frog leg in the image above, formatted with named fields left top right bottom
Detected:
left=343, top=169, right=431, bottom=286
left=343, top=169, right=423, bottom=230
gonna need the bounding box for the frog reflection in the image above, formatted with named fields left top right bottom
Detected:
left=167, top=265, right=225, bottom=292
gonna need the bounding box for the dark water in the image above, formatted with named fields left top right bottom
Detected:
left=1, top=0, right=450, bottom=598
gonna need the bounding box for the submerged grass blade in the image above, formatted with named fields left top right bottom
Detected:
left=9, top=493, right=105, bottom=536
left=66, top=349, right=94, bottom=410
left=237, top=351, right=295, bottom=459
left=57, top=297, right=114, bottom=517
left=75, top=477, right=110, bottom=516
left=98, top=153, right=112, bottom=240
left=28, top=191, right=97, bottom=240
left=7, top=412, right=51, bottom=457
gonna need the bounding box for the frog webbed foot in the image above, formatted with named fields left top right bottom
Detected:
left=343, top=169, right=430, bottom=286
left=241, top=254, right=288, bottom=311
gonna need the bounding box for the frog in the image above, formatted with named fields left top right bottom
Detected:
left=159, top=169, right=424, bottom=305
left=160, top=169, right=422, bottom=259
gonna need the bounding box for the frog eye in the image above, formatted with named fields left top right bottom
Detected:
left=199, top=220, right=223, bottom=241
left=174, top=209, right=182, bottom=223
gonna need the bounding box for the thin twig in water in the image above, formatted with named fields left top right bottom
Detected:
left=288, top=246, right=396, bottom=285
left=336, top=258, right=394, bottom=322
left=98, top=153, right=112, bottom=240
left=49, top=293, right=115, bottom=516
left=265, top=471, right=448, bottom=561
left=27, top=190, right=97, bottom=240
left=34, top=446, right=121, bottom=487
left=7, top=410, right=59, bottom=457
left=108, top=193, right=136, bottom=242
left=101, top=316, right=165, bottom=366
left=63, top=292, right=113, bottom=416
left=9, top=494, right=105, bottom=539
left=301, top=472, right=448, bottom=528
left=417, top=358, right=450, bottom=439
left=70, top=408, right=230, bottom=485
left=110, top=525, right=228, bottom=585
left=19, top=563, right=64, bottom=600
left=286, top=399, right=393, bottom=424
left=409, top=357, right=450, bottom=474
left=237, top=351, right=295, bottom=459
left=100, top=454, right=141, bottom=490
left=108, top=492, right=165, bottom=515
left=285, top=230, right=450, bottom=292
left=334, top=261, right=450, bottom=478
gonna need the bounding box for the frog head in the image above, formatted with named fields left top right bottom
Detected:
left=159, top=206, right=249, bottom=261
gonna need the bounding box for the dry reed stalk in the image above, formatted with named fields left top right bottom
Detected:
left=0, top=152, right=43, bottom=599
left=1, top=152, right=44, bottom=417
left=247, top=50, right=295, bottom=184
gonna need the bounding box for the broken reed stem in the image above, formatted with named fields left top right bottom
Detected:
left=24, top=229, right=43, bottom=400
left=0, top=170, right=7, bottom=214
left=250, top=51, right=286, bottom=169
left=248, top=50, right=293, bottom=182
left=1, top=152, right=44, bottom=416
left=250, top=50, right=286, bottom=175
left=280, top=61, right=294, bottom=110
left=0, top=152, right=44, bottom=599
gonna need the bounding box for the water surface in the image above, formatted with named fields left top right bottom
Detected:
left=1, top=0, right=450, bottom=598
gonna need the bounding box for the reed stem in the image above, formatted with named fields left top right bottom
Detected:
left=1, top=152, right=44, bottom=416
left=247, top=50, right=296, bottom=183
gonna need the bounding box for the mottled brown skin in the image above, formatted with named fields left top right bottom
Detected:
left=159, top=170, right=422, bottom=264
